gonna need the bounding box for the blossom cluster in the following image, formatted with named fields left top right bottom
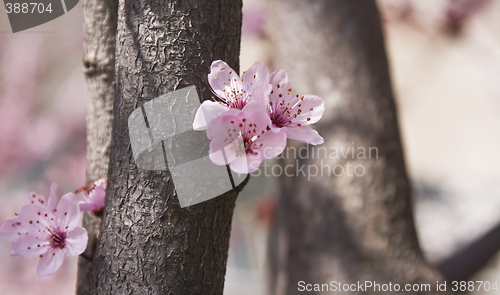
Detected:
left=0, top=179, right=106, bottom=277
left=193, top=60, right=325, bottom=174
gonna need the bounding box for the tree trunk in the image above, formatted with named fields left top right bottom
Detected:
left=84, top=1, right=245, bottom=294
left=77, top=0, right=118, bottom=294
left=266, top=1, right=450, bottom=294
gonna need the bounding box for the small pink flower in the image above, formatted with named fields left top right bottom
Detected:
left=267, top=70, right=325, bottom=145
left=75, top=178, right=106, bottom=217
left=193, top=60, right=270, bottom=130
left=0, top=184, right=88, bottom=277
left=207, top=102, right=287, bottom=174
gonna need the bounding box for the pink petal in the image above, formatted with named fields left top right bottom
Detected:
left=47, top=183, right=58, bottom=211
left=54, top=193, right=80, bottom=230
left=228, top=131, right=286, bottom=174
left=241, top=61, right=271, bottom=104
left=79, top=203, right=97, bottom=212
left=27, top=192, right=47, bottom=207
left=208, top=137, right=244, bottom=166
left=207, top=114, right=237, bottom=140
left=239, top=101, right=272, bottom=129
left=64, top=227, right=88, bottom=256
left=269, top=69, right=292, bottom=107
left=282, top=125, right=324, bottom=145
left=0, top=221, right=19, bottom=242
left=17, top=204, right=52, bottom=230
left=11, top=233, right=48, bottom=257
left=207, top=113, right=247, bottom=166
left=192, top=100, right=229, bottom=131
left=37, top=248, right=65, bottom=277
left=253, top=130, right=287, bottom=159
left=208, top=60, right=242, bottom=101
left=229, top=154, right=256, bottom=174
left=0, top=217, right=22, bottom=242
left=291, top=95, right=325, bottom=125
left=88, top=186, right=105, bottom=207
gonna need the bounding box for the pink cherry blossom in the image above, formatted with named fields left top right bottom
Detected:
left=0, top=185, right=88, bottom=277
left=267, top=70, right=325, bottom=145
left=193, top=60, right=270, bottom=130
left=207, top=102, right=287, bottom=174
left=75, top=178, right=106, bottom=217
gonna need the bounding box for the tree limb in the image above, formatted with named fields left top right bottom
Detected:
left=76, top=0, right=118, bottom=294
left=86, top=1, right=244, bottom=294
left=266, top=1, right=450, bottom=294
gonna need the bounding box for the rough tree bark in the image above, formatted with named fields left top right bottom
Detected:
left=266, top=1, right=450, bottom=294
left=77, top=0, right=118, bottom=294
left=83, top=1, right=245, bottom=294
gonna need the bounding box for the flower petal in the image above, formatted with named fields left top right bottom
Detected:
left=17, top=204, right=52, bottom=230
left=207, top=112, right=249, bottom=166
left=207, top=115, right=239, bottom=143
left=64, top=227, right=88, bottom=256
left=88, top=186, right=105, bottom=208
left=241, top=61, right=270, bottom=104
left=283, top=125, right=324, bottom=145
left=192, top=100, right=229, bottom=131
left=239, top=101, right=272, bottom=131
left=37, top=248, right=65, bottom=277
left=47, top=183, right=58, bottom=211
left=27, top=192, right=47, bottom=207
left=208, top=60, right=242, bottom=102
left=229, top=154, right=256, bottom=174
left=11, top=233, right=48, bottom=257
left=79, top=203, right=97, bottom=212
left=254, top=130, right=287, bottom=159
left=291, top=95, right=325, bottom=125
left=54, top=193, right=80, bottom=230
left=0, top=217, right=22, bottom=242
left=268, top=69, right=293, bottom=108
left=208, top=139, right=244, bottom=166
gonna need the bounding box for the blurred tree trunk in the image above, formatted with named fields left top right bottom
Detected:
left=79, top=0, right=245, bottom=294
left=77, top=0, right=117, bottom=294
left=266, top=1, right=450, bottom=295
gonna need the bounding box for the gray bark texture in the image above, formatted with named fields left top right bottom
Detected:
left=266, top=1, right=451, bottom=295
left=83, top=0, right=245, bottom=294
left=77, top=0, right=118, bottom=294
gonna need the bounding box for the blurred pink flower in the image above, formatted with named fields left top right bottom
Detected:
left=207, top=102, right=286, bottom=174
left=75, top=178, right=106, bottom=217
left=267, top=69, right=325, bottom=145
left=0, top=184, right=87, bottom=277
left=193, top=60, right=270, bottom=130
left=444, top=0, right=490, bottom=34
left=242, top=8, right=266, bottom=37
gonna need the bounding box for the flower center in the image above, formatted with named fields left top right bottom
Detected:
left=218, top=84, right=248, bottom=110
left=228, top=97, right=246, bottom=110
left=49, top=230, right=66, bottom=249
left=270, top=110, right=291, bottom=127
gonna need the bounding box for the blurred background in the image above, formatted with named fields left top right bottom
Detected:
left=0, top=0, right=499, bottom=294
